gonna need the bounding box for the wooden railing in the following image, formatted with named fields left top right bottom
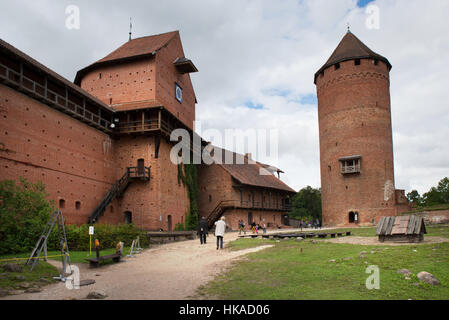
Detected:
left=0, top=62, right=112, bottom=133
left=341, top=165, right=361, bottom=174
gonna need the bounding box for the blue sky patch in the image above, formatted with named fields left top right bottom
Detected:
left=299, top=93, right=318, bottom=105
left=357, top=0, right=375, bottom=8
left=244, top=101, right=265, bottom=110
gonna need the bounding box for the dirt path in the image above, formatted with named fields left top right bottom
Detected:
left=2, top=232, right=272, bottom=300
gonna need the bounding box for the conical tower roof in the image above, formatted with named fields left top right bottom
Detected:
left=314, top=31, right=391, bottom=83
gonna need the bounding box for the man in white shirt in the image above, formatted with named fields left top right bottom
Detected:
left=214, top=216, right=227, bottom=250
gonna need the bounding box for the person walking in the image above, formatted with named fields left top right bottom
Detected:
left=214, top=216, right=226, bottom=250
left=197, top=216, right=208, bottom=245
left=238, top=220, right=245, bottom=235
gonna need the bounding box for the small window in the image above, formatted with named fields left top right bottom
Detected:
left=175, top=83, right=183, bottom=103
left=75, top=201, right=81, bottom=210
left=59, top=199, right=65, bottom=209
left=335, top=63, right=340, bottom=70
left=209, top=195, right=212, bottom=202
left=355, top=59, right=361, bottom=66
left=99, top=73, right=102, bottom=79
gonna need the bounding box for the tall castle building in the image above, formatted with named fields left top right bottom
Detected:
left=314, top=31, right=409, bottom=227
left=0, top=31, right=294, bottom=231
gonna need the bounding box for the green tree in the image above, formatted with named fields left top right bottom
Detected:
left=289, top=186, right=322, bottom=222
left=422, top=177, right=449, bottom=206
left=406, top=190, right=422, bottom=206
left=0, top=178, right=54, bottom=254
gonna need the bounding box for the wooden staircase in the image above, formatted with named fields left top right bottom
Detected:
left=88, top=166, right=150, bottom=224
left=206, top=200, right=238, bottom=228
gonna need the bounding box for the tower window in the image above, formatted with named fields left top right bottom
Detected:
left=339, top=155, right=361, bottom=174
left=209, top=195, right=212, bottom=202
left=355, top=59, right=361, bottom=66
left=99, top=73, right=102, bottom=79
left=59, top=199, right=65, bottom=209
left=334, top=63, right=340, bottom=70
left=75, top=201, right=81, bottom=210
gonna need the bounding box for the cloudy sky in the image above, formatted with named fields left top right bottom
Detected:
left=1, top=0, right=448, bottom=195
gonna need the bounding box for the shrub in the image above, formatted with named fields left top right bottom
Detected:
left=0, top=178, right=54, bottom=255
left=0, top=178, right=148, bottom=254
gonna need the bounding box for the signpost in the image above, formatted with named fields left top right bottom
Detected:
left=89, top=226, right=94, bottom=256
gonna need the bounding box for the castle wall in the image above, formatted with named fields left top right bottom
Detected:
left=0, top=84, right=118, bottom=225
left=155, top=33, right=196, bottom=130
left=316, top=59, right=397, bottom=227
left=197, top=163, right=233, bottom=219
left=112, top=136, right=189, bottom=231
left=79, top=59, right=157, bottom=108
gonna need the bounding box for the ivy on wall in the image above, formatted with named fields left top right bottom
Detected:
left=177, top=162, right=198, bottom=231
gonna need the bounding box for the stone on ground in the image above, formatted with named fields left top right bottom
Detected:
left=2, top=263, right=22, bottom=273
left=417, top=272, right=440, bottom=286
left=86, top=290, right=108, bottom=299
left=397, top=269, right=412, bottom=276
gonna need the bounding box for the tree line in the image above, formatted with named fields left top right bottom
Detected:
left=407, top=177, right=449, bottom=208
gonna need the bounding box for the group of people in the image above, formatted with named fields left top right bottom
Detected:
left=197, top=216, right=226, bottom=250
left=298, top=219, right=321, bottom=230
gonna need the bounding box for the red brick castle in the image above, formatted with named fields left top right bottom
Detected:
left=0, top=31, right=294, bottom=231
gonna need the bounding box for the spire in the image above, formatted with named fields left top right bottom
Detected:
left=314, top=31, right=392, bottom=83
left=129, top=17, right=132, bottom=41
left=347, top=22, right=350, bottom=33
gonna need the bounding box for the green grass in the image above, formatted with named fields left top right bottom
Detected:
left=0, top=261, right=59, bottom=292
left=198, top=226, right=449, bottom=300
left=0, top=247, right=134, bottom=264
left=402, top=204, right=449, bottom=214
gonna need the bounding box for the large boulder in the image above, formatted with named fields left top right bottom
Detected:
left=417, top=272, right=440, bottom=286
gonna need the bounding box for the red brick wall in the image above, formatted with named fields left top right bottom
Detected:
left=0, top=84, right=118, bottom=225
left=316, top=58, right=397, bottom=227
left=80, top=59, right=157, bottom=108
left=155, top=33, right=196, bottom=130
left=197, top=163, right=233, bottom=219
left=79, top=34, right=196, bottom=130
left=222, top=208, right=284, bottom=231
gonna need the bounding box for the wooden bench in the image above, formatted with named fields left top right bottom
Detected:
left=337, top=233, right=343, bottom=237
left=330, top=233, right=336, bottom=238
left=86, top=253, right=121, bottom=268
left=346, top=231, right=352, bottom=236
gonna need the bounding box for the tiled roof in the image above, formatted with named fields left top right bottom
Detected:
left=74, top=31, right=179, bottom=85
left=207, top=147, right=296, bottom=193
left=376, top=215, right=427, bottom=236
left=314, top=31, right=392, bottom=83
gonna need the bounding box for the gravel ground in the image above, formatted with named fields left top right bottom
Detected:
left=1, top=232, right=272, bottom=300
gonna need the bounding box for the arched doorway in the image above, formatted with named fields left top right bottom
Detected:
left=124, top=211, right=132, bottom=224
left=349, top=211, right=355, bottom=223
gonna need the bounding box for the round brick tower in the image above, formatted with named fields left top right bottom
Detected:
left=314, top=31, right=397, bottom=227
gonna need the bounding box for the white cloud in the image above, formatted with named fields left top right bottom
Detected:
left=0, top=0, right=448, bottom=194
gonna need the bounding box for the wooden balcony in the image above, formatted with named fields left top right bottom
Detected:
left=0, top=61, right=113, bottom=133
left=341, top=164, right=361, bottom=174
